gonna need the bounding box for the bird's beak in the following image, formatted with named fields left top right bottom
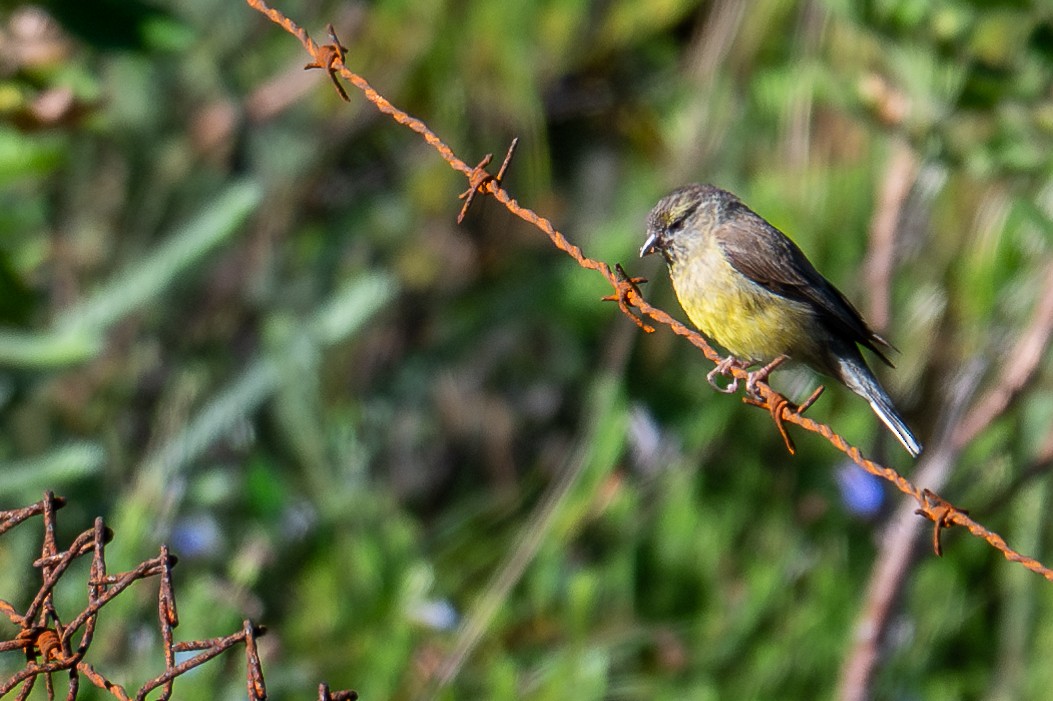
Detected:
left=640, top=231, right=659, bottom=258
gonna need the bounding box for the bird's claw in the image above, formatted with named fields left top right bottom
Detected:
left=707, top=356, right=744, bottom=393
left=743, top=355, right=788, bottom=399
left=744, top=372, right=762, bottom=398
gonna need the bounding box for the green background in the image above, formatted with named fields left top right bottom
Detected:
left=0, top=0, right=1051, bottom=698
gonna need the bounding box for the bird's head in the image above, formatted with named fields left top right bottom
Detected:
left=640, top=183, right=729, bottom=265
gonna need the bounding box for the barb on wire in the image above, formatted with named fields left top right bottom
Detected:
left=303, top=23, right=350, bottom=102
left=242, top=0, right=1053, bottom=583
left=914, top=489, right=965, bottom=557
left=0, top=494, right=357, bottom=700
left=602, top=264, right=654, bottom=333
left=457, top=137, right=519, bottom=223
left=744, top=392, right=799, bottom=455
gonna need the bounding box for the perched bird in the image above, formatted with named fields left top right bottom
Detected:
left=640, top=183, right=922, bottom=457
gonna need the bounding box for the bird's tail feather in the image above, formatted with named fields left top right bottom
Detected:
left=867, top=394, right=922, bottom=458
left=834, top=351, right=922, bottom=458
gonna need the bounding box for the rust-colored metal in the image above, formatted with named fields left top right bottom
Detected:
left=743, top=392, right=797, bottom=455
left=156, top=545, right=176, bottom=701
left=78, top=662, right=130, bottom=700
left=796, top=384, right=825, bottom=415
left=244, top=0, right=1053, bottom=578
left=745, top=355, right=787, bottom=398
left=0, top=494, right=357, bottom=699
left=457, top=137, right=519, bottom=224
left=0, top=496, right=65, bottom=538
left=914, top=489, right=963, bottom=557
left=602, top=264, right=654, bottom=333
left=741, top=380, right=824, bottom=456
left=303, top=23, right=350, bottom=101
left=35, top=630, right=66, bottom=663
left=319, top=683, right=360, bottom=701
left=456, top=152, right=494, bottom=223
left=241, top=0, right=1053, bottom=582
left=768, top=395, right=796, bottom=455
left=244, top=621, right=267, bottom=701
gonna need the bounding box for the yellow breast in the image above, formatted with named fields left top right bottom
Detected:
left=669, top=236, right=817, bottom=363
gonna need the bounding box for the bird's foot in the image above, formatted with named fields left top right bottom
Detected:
left=706, top=356, right=748, bottom=394
left=744, top=355, right=789, bottom=398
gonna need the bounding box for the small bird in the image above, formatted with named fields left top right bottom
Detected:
left=640, top=183, right=922, bottom=457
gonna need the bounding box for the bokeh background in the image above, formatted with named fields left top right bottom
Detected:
left=1, top=0, right=1052, bottom=698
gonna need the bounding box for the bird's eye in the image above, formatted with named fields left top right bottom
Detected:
left=664, top=201, right=697, bottom=234
left=667, top=209, right=695, bottom=234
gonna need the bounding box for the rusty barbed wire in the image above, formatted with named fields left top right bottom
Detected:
left=303, top=23, right=350, bottom=102
left=319, top=683, right=360, bottom=701
left=0, top=493, right=358, bottom=700
left=242, top=0, right=1053, bottom=584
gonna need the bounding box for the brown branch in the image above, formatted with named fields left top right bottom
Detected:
left=974, top=425, right=1053, bottom=517
left=864, top=138, right=917, bottom=331
left=837, top=365, right=981, bottom=701
left=953, top=259, right=1053, bottom=448
left=838, top=263, right=1053, bottom=700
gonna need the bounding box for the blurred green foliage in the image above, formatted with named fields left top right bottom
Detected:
left=0, top=0, right=1051, bottom=699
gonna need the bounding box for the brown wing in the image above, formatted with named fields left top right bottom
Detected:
left=716, top=203, right=895, bottom=367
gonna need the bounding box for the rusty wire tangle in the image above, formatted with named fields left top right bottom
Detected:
left=243, top=0, right=1053, bottom=584
left=0, top=493, right=359, bottom=700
